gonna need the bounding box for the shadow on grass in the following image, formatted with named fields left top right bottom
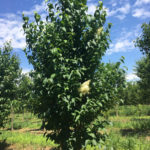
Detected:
left=120, top=128, right=150, bottom=137
left=120, top=118, right=150, bottom=136
left=131, top=118, right=150, bottom=122
left=0, top=139, right=10, bottom=150
left=28, top=128, right=42, bottom=131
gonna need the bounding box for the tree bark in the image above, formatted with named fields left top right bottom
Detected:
left=11, top=106, right=14, bottom=131
left=116, top=105, right=119, bottom=117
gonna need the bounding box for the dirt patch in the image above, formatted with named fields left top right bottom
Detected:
left=3, top=128, right=46, bottom=135
left=13, top=128, right=53, bottom=135
left=0, top=143, right=55, bottom=150
left=146, top=136, right=150, bottom=141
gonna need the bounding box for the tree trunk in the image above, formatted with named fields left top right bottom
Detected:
left=116, top=105, right=119, bottom=117
left=41, top=119, right=45, bottom=131
left=23, top=108, right=25, bottom=121
left=11, top=106, right=14, bottom=131
left=59, top=142, right=63, bottom=150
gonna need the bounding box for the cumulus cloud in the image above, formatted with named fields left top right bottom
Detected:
left=22, top=68, right=32, bottom=74
left=132, top=8, right=150, bottom=18
left=107, top=40, right=134, bottom=54
left=87, top=3, right=96, bottom=15
left=107, top=3, right=130, bottom=20
left=112, top=2, right=117, bottom=7
left=0, top=1, right=48, bottom=49
left=88, top=2, right=130, bottom=19
left=134, top=0, right=150, bottom=6
left=107, top=25, right=141, bottom=55
left=126, top=73, right=140, bottom=81
left=116, top=14, right=126, bottom=20
left=118, top=3, right=130, bottom=14
left=21, top=1, right=47, bottom=16
left=0, top=16, right=26, bottom=49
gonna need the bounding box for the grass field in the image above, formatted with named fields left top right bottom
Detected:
left=1, top=105, right=150, bottom=150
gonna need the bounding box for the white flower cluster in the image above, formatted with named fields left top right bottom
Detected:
left=79, top=80, right=91, bottom=95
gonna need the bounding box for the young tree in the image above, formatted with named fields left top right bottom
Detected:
left=18, top=73, right=33, bottom=116
left=135, top=22, right=150, bottom=56
left=122, top=82, right=141, bottom=105
left=135, top=57, right=150, bottom=104
left=0, top=42, right=21, bottom=128
left=135, top=22, right=150, bottom=104
left=22, top=0, right=125, bottom=149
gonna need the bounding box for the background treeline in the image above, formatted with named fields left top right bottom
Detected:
left=122, top=22, right=150, bottom=106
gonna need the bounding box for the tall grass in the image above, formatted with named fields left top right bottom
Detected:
left=0, top=130, right=57, bottom=149
left=108, top=105, right=150, bottom=117
left=5, top=113, right=42, bottom=130
left=104, top=132, right=150, bottom=150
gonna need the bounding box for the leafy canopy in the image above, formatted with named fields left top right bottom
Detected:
left=22, top=0, right=125, bottom=149
left=135, top=22, right=150, bottom=104
left=18, top=74, right=33, bottom=112
left=0, top=42, right=21, bottom=127
left=135, top=22, right=150, bottom=56
left=135, top=57, right=150, bottom=104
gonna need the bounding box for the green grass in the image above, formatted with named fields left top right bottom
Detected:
left=0, top=130, right=57, bottom=149
left=1, top=105, right=150, bottom=149
left=104, top=132, right=150, bottom=150
left=108, top=105, right=150, bottom=116
left=5, top=113, right=42, bottom=130
left=103, top=105, right=150, bottom=150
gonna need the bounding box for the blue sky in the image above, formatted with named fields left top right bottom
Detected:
left=0, top=0, right=150, bottom=81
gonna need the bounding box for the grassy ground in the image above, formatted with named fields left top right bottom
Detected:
left=1, top=105, right=150, bottom=150
left=104, top=116, right=150, bottom=150
left=0, top=113, right=57, bottom=150
left=102, top=105, right=150, bottom=150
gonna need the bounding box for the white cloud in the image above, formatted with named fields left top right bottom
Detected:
left=21, top=1, right=47, bottom=16
left=118, top=3, right=130, bottom=14
left=107, top=8, right=117, bottom=17
left=115, top=40, right=132, bottom=50
left=107, top=25, right=141, bottom=55
left=0, top=1, right=49, bottom=49
left=107, top=40, right=134, bottom=54
left=108, top=0, right=118, bottom=6
left=87, top=3, right=96, bottom=15
left=134, top=0, right=150, bottom=6
left=126, top=73, right=140, bottom=81
left=22, top=68, right=31, bottom=74
left=0, top=16, right=26, bottom=49
left=132, top=8, right=150, bottom=18
left=112, top=2, right=117, bottom=7
left=116, top=15, right=126, bottom=20
left=107, top=3, right=130, bottom=20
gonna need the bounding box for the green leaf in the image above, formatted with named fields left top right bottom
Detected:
left=89, top=133, right=95, bottom=138
left=62, top=27, right=66, bottom=32
left=92, top=139, right=97, bottom=146
left=76, top=70, right=81, bottom=77
left=75, top=115, right=80, bottom=122
left=50, top=73, right=56, bottom=79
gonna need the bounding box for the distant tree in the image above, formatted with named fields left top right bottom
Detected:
left=122, top=82, right=141, bottom=105
left=18, top=73, right=33, bottom=115
left=135, top=22, right=150, bottom=56
left=22, top=0, right=125, bottom=149
left=135, top=22, right=150, bottom=104
left=95, top=61, right=126, bottom=117
left=0, top=42, right=21, bottom=128
left=135, top=57, right=150, bottom=104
